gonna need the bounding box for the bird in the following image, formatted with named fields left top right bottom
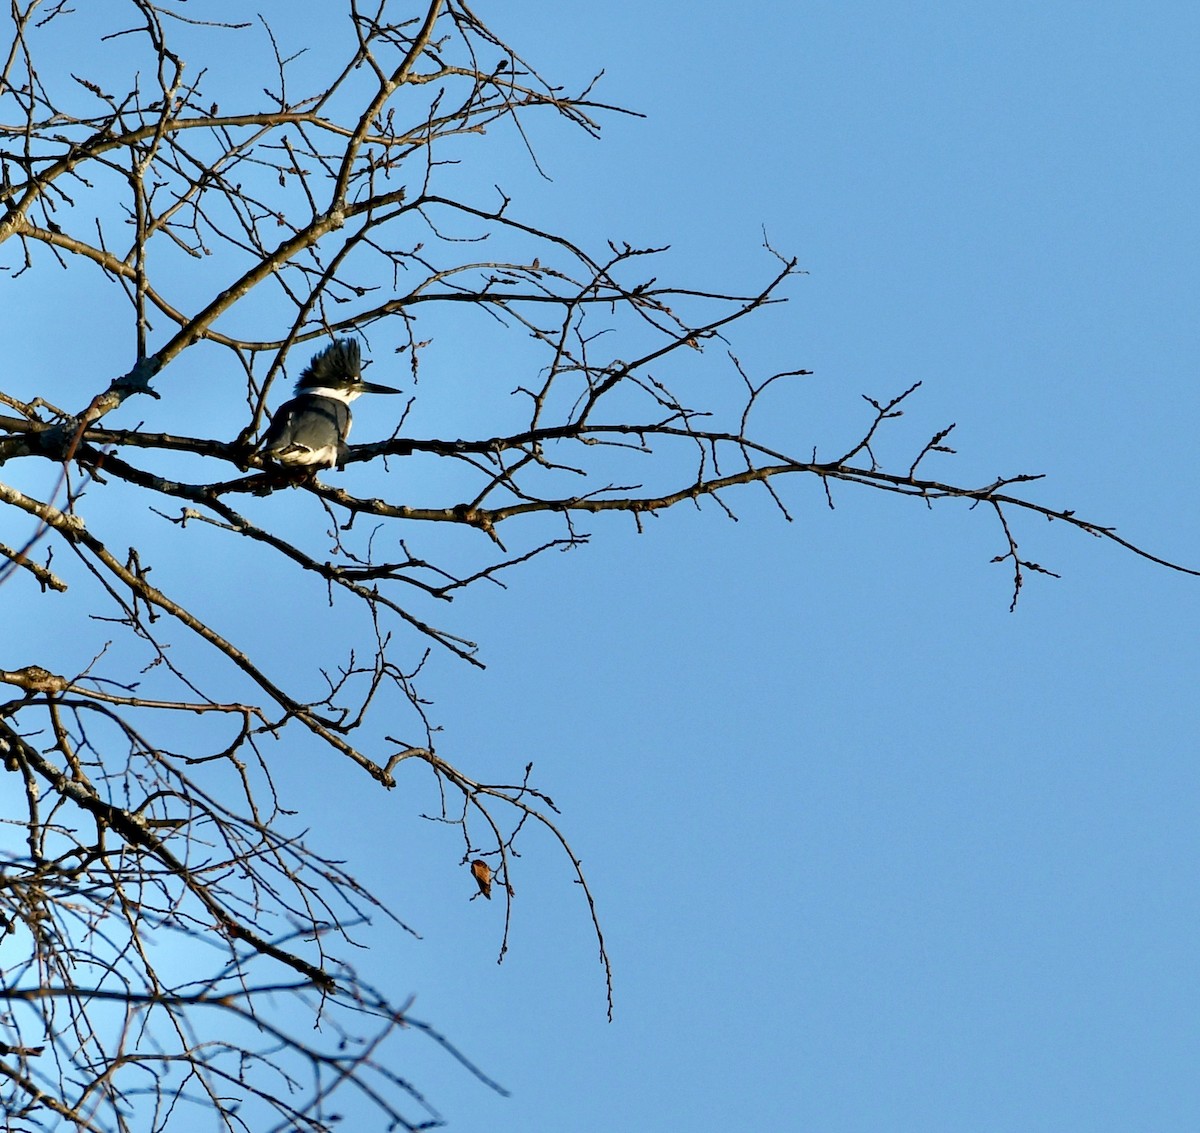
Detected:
left=470, top=859, right=493, bottom=900
left=260, top=338, right=400, bottom=471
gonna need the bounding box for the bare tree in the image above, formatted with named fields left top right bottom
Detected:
left=0, top=2, right=1194, bottom=1129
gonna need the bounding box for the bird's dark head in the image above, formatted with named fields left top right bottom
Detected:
left=294, top=338, right=401, bottom=402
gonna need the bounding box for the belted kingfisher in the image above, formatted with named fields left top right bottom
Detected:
left=261, top=338, right=400, bottom=471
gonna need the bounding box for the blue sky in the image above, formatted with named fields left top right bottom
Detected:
left=4, top=2, right=1200, bottom=1130
left=384, top=5, right=1200, bottom=1129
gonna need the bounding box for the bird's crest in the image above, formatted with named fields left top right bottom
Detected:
left=298, top=338, right=361, bottom=389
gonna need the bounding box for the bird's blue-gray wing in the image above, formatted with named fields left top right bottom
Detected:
left=262, top=396, right=350, bottom=468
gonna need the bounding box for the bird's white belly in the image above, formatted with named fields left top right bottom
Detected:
left=274, top=442, right=340, bottom=467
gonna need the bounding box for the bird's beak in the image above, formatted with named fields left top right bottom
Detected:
left=358, top=381, right=402, bottom=395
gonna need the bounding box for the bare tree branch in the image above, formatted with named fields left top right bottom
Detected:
left=0, top=2, right=1191, bottom=1129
